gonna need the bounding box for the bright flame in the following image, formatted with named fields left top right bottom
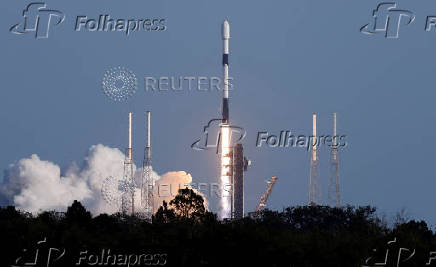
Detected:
left=219, top=124, right=232, bottom=219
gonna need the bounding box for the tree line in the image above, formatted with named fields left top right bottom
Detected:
left=1, top=188, right=435, bottom=267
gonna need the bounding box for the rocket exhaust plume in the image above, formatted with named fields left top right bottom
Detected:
left=220, top=20, right=232, bottom=219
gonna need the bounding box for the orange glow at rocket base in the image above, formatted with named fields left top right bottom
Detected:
left=220, top=124, right=232, bottom=219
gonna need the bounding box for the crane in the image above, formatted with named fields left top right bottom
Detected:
left=255, top=176, right=278, bottom=214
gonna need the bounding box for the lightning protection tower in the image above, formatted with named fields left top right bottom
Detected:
left=141, top=111, right=154, bottom=222
left=328, top=112, right=340, bottom=207
left=309, top=113, right=321, bottom=205
left=121, top=112, right=135, bottom=214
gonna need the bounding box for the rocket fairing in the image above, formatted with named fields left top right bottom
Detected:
left=222, top=20, right=230, bottom=123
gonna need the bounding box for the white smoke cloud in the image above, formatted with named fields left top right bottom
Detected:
left=1, top=154, right=92, bottom=213
left=0, top=144, right=206, bottom=215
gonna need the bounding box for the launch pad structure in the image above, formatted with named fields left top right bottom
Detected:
left=115, top=111, right=155, bottom=219
left=308, top=113, right=341, bottom=207
left=249, top=176, right=278, bottom=218
left=112, top=21, right=343, bottom=220
left=121, top=112, right=135, bottom=215
left=257, top=176, right=278, bottom=213
left=328, top=113, right=340, bottom=207
left=309, top=113, right=321, bottom=206
left=141, top=111, right=154, bottom=222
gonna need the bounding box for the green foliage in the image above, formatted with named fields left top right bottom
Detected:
left=154, top=187, right=210, bottom=224
left=169, top=187, right=206, bottom=220
left=0, top=201, right=435, bottom=267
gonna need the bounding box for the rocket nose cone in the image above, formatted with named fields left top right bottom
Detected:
left=222, top=20, right=230, bottom=39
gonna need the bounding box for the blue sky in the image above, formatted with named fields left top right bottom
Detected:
left=1, top=0, right=435, bottom=224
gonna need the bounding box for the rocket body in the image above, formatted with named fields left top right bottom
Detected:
left=222, top=20, right=230, bottom=123
left=219, top=20, right=232, bottom=220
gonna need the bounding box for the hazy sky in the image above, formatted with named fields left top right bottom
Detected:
left=1, top=0, right=435, bottom=224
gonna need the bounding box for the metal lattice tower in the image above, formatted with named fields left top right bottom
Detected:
left=255, top=176, right=278, bottom=214
left=232, top=144, right=250, bottom=219
left=309, top=113, right=321, bottom=205
left=121, top=112, right=135, bottom=215
left=141, top=111, right=154, bottom=222
left=328, top=112, right=340, bottom=207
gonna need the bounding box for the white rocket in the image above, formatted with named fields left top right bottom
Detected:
left=222, top=20, right=230, bottom=123
left=219, top=20, right=232, bottom=219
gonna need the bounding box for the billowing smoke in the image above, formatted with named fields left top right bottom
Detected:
left=153, top=171, right=208, bottom=210
left=1, top=154, right=93, bottom=213
left=0, top=144, right=205, bottom=215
